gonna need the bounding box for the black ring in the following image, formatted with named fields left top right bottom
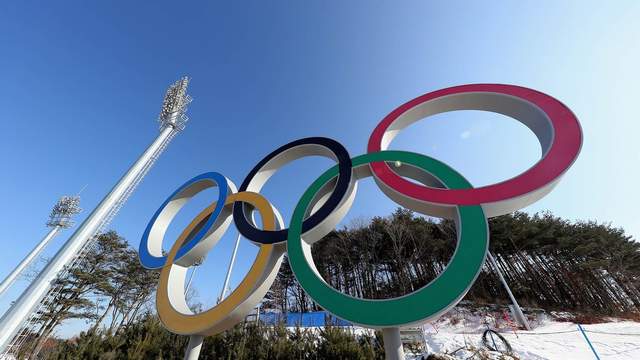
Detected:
left=232, top=137, right=352, bottom=244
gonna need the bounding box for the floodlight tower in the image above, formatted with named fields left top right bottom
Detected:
left=0, top=196, right=81, bottom=297
left=0, top=77, right=192, bottom=353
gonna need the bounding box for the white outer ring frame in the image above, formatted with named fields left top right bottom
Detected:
left=158, top=192, right=286, bottom=336
left=144, top=174, right=238, bottom=268
left=236, top=141, right=358, bottom=244
left=370, top=89, right=582, bottom=218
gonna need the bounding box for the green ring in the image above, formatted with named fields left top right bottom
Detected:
left=286, top=150, right=489, bottom=327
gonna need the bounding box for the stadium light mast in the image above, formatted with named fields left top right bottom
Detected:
left=0, top=77, right=192, bottom=353
left=0, top=196, right=81, bottom=297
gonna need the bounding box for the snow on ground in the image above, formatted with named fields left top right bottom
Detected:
left=411, top=308, right=640, bottom=359
left=418, top=320, right=640, bottom=359
left=286, top=308, right=640, bottom=359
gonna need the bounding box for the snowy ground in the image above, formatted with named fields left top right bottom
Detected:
left=408, top=308, right=640, bottom=359
left=3, top=307, right=638, bottom=360
left=288, top=308, right=640, bottom=359
left=417, top=320, right=640, bottom=359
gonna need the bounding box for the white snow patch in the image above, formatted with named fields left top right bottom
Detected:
left=414, top=309, right=640, bottom=359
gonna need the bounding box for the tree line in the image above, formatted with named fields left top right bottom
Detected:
left=14, top=231, right=158, bottom=358
left=45, top=317, right=385, bottom=360
left=11, top=209, right=640, bottom=358
left=265, top=209, right=640, bottom=316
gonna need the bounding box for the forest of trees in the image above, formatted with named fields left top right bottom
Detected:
left=265, top=210, right=640, bottom=316
left=45, top=318, right=385, bottom=360
left=10, top=210, right=639, bottom=358
left=14, top=232, right=158, bottom=358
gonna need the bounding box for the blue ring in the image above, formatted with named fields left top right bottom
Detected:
left=139, top=172, right=230, bottom=269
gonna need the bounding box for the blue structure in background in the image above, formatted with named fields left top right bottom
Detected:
left=260, top=311, right=352, bottom=327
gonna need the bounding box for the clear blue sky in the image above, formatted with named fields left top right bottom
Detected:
left=0, top=1, right=638, bottom=337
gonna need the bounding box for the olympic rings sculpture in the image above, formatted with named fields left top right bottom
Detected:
left=140, top=84, right=582, bottom=335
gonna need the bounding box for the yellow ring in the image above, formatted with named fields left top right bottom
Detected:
left=156, top=191, right=285, bottom=335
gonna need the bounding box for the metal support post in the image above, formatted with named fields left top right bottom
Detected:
left=0, top=77, right=191, bottom=353
left=382, top=327, right=405, bottom=360
left=0, top=226, right=61, bottom=297
left=185, top=265, right=199, bottom=295
left=0, top=196, right=80, bottom=299
left=183, top=264, right=202, bottom=360
left=0, top=127, right=176, bottom=352
left=183, top=335, right=204, bottom=360
left=487, top=252, right=531, bottom=330
left=182, top=232, right=243, bottom=360
left=219, top=232, right=242, bottom=302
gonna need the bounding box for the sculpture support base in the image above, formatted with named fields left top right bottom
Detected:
left=183, top=335, right=203, bottom=360
left=382, top=327, right=405, bottom=360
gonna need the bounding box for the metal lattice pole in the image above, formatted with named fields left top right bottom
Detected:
left=0, top=196, right=80, bottom=298
left=0, top=77, right=192, bottom=354
left=8, top=131, right=179, bottom=357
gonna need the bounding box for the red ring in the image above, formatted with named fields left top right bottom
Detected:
left=367, top=84, right=582, bottom=206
